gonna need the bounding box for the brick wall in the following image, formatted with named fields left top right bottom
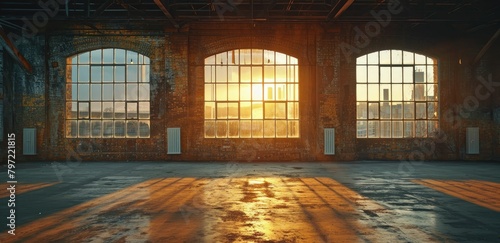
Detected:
left=1, top=22, right=498, bottom=162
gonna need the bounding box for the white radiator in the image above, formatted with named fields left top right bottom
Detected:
left=324, top=128, right=335, bottom=155
left=466, top=127, right=479, bottom=155
left=23, top=128, right=37, bottom=155
left=167, top=127, right=181, bottom=154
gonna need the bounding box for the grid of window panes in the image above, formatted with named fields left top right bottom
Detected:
left=66, top=48, right=151, bottom=138
left=356, top=50, right=438, bottom=138
left=204, top=49, right=299, bottom=138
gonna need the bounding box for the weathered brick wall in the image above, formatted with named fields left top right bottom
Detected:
left=1, top=21, right=498, bottom=162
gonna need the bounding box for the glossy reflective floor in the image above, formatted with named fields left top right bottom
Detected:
left=1, top=161, right=499, bottom=242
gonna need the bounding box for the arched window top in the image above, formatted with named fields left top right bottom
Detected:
left=357, top=50, right=435, bottom=66
left=205, top=49, right=297, bottom=66
left=68, top=48, right=150, bottom=65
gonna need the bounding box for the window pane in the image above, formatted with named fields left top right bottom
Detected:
left=217, top=103, right=228, bottom=119
left=368, top=121, right=379, bottom=138
left=78, top=84, right=89, bottom=101
left=252, top=102, right=263, bottom=119
left=216, top=84, right=227, bottom=101
left=71, top=65, right=78, bottom=83
left=240, top=49, right=251, bottom=64
left=252, top=120, right=263, bottom=137
left=252, top=84, right=263, bottom=100
left=228, top=120, right=239, bottom=138
left=78, top=120, right=90, bottom=137
left=79, top=102, right=89, bottom=119
left=357, top=102, right=367, bottom=119
left=428, top=102, right=438, bottom=119
left=287, top=66, right=295, bottom=83
left=264, top=66, right=275, bottom=83
left=78, top=52, right=89, bottom=64
left=126, top=120, right=138, bottom=138
left=67, top=102, right=77, bottom=119
left=392, top=67, right=402, bottom=83
left=252, top=67, right=262, bottom=83
left=91, top=102, right=101, bottom=119
left=415, top=53, right=426, bottom=64
left=392, top=84, right=402, bottom=101
left=404, top=102, right=414, bottom=119
left=380, top=102, right=390, bottom=119
left=404, top=121, right=414, bottom=138
left=241, top=67, right=251, bottom=83
left=367, top=52, right=378, bottom=64
left=403, top=84, right=413, bottom=101
left=368, top=84, right=379, bottom=101
left=91, top=66, right=101, bottom=82
left=356, top=66, right=367, bottom=83
left=416, top=103, right=426, bottom=119
left=228, top=66, right=239, bottom=83
left=357, top=84, right=367, bottom=101
left=264, top=120, right=275, bottom=138
left=403, top=66, right=413, bottom=83
left=114, top=121, right=125, bottom=137
left=228, top=103, right=239, bottom=119
left=264, top=84, right=275, bottom=101
left=415, top=84, right=425, bottom=101
left=252, top=49, right=263, bottom=64
left=391, top=50, right=402, bottom=64
left=205, top=102, right=215, bottom=119
left=103, top=49, right=113, bottom=64
left=392, top=102, right=402, bottom=119
left=428, top=121, right=438, bottom=137
left=276, top=103, right=286, bottom=119
left=216, top=120, right=228, bottom=138
left=368, top=103, right=379, bottom=119
left=367, top=66, right=379, bottom=83
left=275, top=52, right=287, bottom=64
left=392, top=121, right=403, bottom=138
left=115, top=49, right=126, bottom=64
left=416, top=120, right=427, bottom=137
left=139, top=84, right=150, bottom=100
left=265, top=103, right=275, bottom=119
left=91, top=120, right=102, bottom=137
left=102, top=85, right=113, bottom=101
left=357, top=121, right=367, bottom=138
left=127, top=51, right=138, bottom=65
left=240, top=84, right=251, bottom=100
left=276, top=120, right=287, bottom=138
left=216, top=66, right=227, bottom=82
left=380, top=67, right=390, bottom=83
left=228, top=84, right=239, bottom=101
left=240, top=102, right=251, bottom=119
left=139, top=102, right=150, bottom=119
left=103, top=66, right=113, bottom=82
left=103, top=120, right=113, bottom=137
left=287, top=102, right=299, bottom=119
left=115, top=84, right=125, bottom=101
left=356, top=55, right=367, bottom=64
left=103, top=102, right=113, bottom=118
left=403, top=51, right=414, bottom=64
left=115, top=66, right=125, bottom=82
left=288, top=120, right=299, bottom=137
left=205, top=66, right=213, bottom=83
left=127, top=65, right=138, bottom=82
left=380, top=84, right=391, bottom=101
left=91, top=84, right=101, bottom=101
left=66, top=120, right=78, bottom=138
left=276, top=84, right=286, bottom=101
left=127, top=102, right=138, bottom=119
left=205, top=121, right=215, bottom=138
left=127, top=84, right=138, bottom=101
left=380, top=50, right=391, bottom=64
left=427, top=84, right=438, bottom=101
left=139, top=120, right=150, bottom=138
left=115, top=102, right=125, bottom=119
left=276, top=66, right=286, bottom=82
left=68, top=84, right=77, bottom=100
left=427, top=65, right=436, bottom=83
left=240, top=120, right=252, bottom=138
left=380, top=121, right=391, bottom=138
left=205, top=84, right=215, bottom=101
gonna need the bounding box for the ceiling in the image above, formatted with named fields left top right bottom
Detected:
left=0, top=0, right=499, bottom=33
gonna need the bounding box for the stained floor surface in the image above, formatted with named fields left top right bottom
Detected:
left=0, top=161, right=499, bottom=242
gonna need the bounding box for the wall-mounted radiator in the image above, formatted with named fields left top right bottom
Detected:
left=466, top=127, right=479, bottom=155
left=23, top=128, right=37, bottom=155
left=324, top=128, right=335, bottom=155
left=167, top=127, right=181, bottom=154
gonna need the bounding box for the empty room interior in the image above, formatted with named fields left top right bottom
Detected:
left=0, top=0, right=499, bottom=242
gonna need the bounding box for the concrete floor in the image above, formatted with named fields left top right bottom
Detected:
left=0, top=161, right=499, bottom=242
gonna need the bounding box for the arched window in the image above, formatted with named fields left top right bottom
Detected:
left=65, top=48, right=151, bottom=138
left=204, top=49, right=299, bottom=138
left=356, top=50, right=438, bottom=138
